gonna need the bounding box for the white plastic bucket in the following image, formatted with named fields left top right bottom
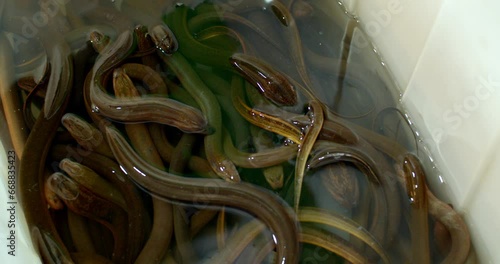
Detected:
left=1, top=0, right=495, bottom=262
left=343, top=0, right=500, bottom=262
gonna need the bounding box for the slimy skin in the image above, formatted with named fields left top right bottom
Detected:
left=105, top=126, right=301, bottom=264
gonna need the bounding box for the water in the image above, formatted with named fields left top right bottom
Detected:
left=0, top=0, right=472, bottom=263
